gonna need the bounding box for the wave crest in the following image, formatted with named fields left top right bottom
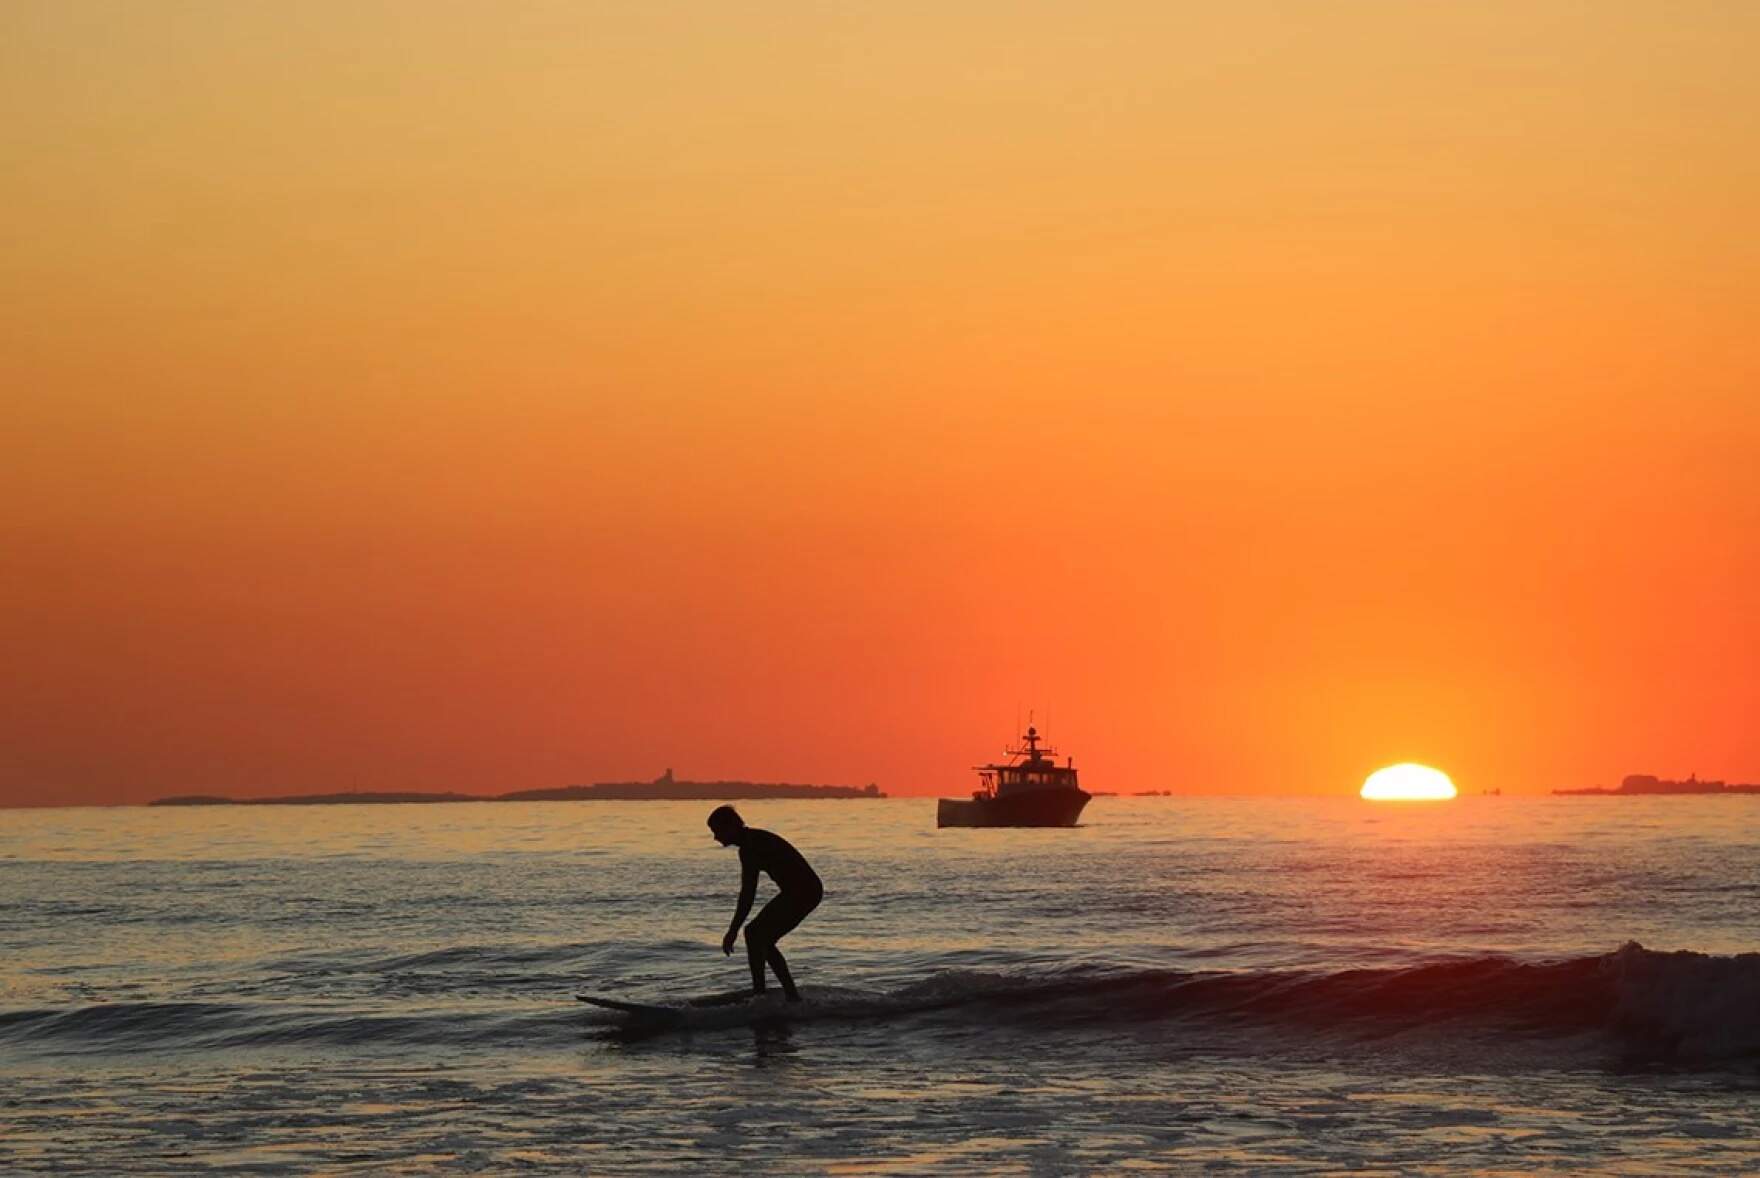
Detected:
left=4, top=944, right=1754, bottom=1066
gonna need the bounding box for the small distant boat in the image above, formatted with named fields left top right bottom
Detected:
left=937, top=726, right=1091, bottom=828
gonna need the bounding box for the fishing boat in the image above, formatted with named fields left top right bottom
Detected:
left=937, top=725, right=1091, bottom=828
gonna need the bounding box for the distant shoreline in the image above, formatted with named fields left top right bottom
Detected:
left=1553, top=788, right=1759, bottom=796
left=1554, top=773, right=1760, bottom=797
left=150, top=779, right=886, bottom=807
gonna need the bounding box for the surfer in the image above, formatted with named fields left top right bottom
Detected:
left=708, top=805, right=823, bottom=1002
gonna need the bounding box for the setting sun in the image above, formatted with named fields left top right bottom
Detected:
left=1361, top=764, right=1457, bottom=801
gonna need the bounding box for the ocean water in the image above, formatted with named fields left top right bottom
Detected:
left=2, top=796, right=1757, bottom=1174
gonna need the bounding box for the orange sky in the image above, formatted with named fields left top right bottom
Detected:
left=4, top=2, right=1757, bottom=805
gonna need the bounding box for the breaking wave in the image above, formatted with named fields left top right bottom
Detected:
left=3, top=943, right=1755, bottom=1067
left=863, top=941, right=1760, bottom=1066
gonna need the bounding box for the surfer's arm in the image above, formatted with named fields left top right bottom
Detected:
left=722, top=859, right=758, bottom=954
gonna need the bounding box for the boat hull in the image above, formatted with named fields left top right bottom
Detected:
left=937, top=788, right=1091, bottom=828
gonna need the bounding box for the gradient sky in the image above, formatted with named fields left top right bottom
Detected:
left=4, top=2, right=1757, bottom=805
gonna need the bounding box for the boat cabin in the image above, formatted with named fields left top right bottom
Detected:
left=973, top=726, right=1080, bottom=799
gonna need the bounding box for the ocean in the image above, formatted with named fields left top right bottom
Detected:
left=3, top=797, right=1757, bottom=1173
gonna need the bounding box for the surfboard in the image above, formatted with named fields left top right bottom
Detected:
left=576, top=989, right=806, bottom=1031
left=576, top=994, right=686, bottom=1019
left=681, top=988, right=765, bottom=1009
left=577, top=987, right=768, bottom=1013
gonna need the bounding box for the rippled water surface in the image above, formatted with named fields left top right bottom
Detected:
left=3, top=797, right=1757, bottom=1173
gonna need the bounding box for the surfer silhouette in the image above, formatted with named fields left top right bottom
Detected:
left=708, top=805, right=822, bottom=1002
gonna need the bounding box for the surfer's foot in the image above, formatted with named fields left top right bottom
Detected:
left=783, top=990, right=802, bottom=1003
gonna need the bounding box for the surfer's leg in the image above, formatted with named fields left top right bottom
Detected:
left=765, top=942, right=798, bottom=1002
left=745, top=889, right=821, bottom=1001
left=742, top=910, right=773, bottom=993
left=744, top=899, right=784, bottom=994
left=745, top=933, right=766, bottom=993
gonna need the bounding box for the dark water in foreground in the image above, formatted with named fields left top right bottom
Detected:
left=3, top=797, right=1757, bottom=1173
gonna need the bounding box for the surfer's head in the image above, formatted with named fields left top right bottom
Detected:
left=707, top=805, right=745, bottom=846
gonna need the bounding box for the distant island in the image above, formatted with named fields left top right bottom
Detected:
left=153, top=792, right=482, bottom=806
left=151, top=769, right=884, bottom=806
left=498, top=768, right=883, bottom=802
left=1554, top=773, right=1760, bottom=797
